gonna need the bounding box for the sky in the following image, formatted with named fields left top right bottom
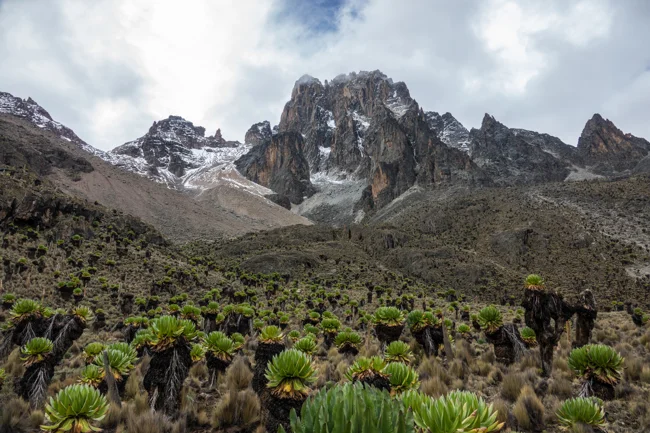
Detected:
left=0, top=0, right=649, bottom=151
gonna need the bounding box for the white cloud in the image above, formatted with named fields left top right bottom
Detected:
left=0, top=0, right=648, bottom=150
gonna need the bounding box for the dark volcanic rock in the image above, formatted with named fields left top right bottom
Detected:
left=468, top=114, right=574, bottom=185
left=111, top=115, right=240, bottom=179
left=577, top=114, right=650, bottom=175
left=245, top=121, right=273, bottom=146
left=235, top=132, right=314, bottom=204
left=425, top=112, right=471, bottom=151
left=276, top=71, right=484, bottom=210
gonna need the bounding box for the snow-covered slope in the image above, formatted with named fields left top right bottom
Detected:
left=107, top=115, right=276, bottom=198
left=425, top=111, right=471, bottom=152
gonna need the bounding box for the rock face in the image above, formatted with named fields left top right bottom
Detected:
left=111, top=116, right=240, bottom=180
left=104, top=116, right=248, bottom=189
left=235, top=132, right=314, bottom=204
left=239, top=71, right=484, bottom=215
left=425, top=112, right=471, bottom=152
left=244, top=121, right=273, bottom=146
left=468, top=114, right=577, bottom=185
left=577, top=114, right=650, bottom=174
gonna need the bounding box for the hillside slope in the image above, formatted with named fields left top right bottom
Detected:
left=0, top=115, right=310, bottom=242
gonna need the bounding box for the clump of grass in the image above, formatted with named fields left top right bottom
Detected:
left=501, top=372, right=526, bottom=401
left=513, top=386, right=544, bottom=432
left=549, top=377, right=574, bottom=399
left=212, top=389, right=260, bottom=430
left=225, top=356, right=253, bottom=391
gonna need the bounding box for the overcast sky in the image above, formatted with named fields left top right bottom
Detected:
left=1, top=0, right=649, bottom=151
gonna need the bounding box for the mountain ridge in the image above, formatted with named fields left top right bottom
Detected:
left=2, top=70, right=650, bottom=229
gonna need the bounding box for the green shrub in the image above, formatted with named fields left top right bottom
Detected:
left=384, top=362, right=419, bottom=395
left=346, top=356, right=389, bottom=382
left=478, top=306, right=502, bottom=334
left=402, top=389, right=504, bottom=432
left=520, top=327, right=537, bottom=346
left=42, top=384, right=108, bottom=432
left=294, top=336, right=318, bottom=355
left=260, top=325, right=284, bottom=343
left=556, top=397, right=605, bottom=430
left=385, top=341, right=413, bottom=364
left=524, top=274, right=545, bottom=290
left=204, top=332, right=235, bottom=361
left=82, top=342, right=106, bottom=363
left=282, top=382, right=414, bottom=433
left=334, top=330, right=362, bottom=350
left=21, top=337, right=53, bottom=366
left=374, top=307, right=405, bottom=327
left=568, top=344, right=624, bottom=385
left=265, top=349, right=317, bottom=399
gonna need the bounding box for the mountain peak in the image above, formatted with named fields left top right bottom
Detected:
left=578, top=114, right=650, bottom=174
left=245, top=121, right=272, bottom=146
left=0, top=90, right=100, bottom=155
left=295, top=74, right=321, bottom=86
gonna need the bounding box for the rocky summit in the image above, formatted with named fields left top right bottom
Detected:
left=577, top=113, right=650, bottom=175
left=2, top=71, right=650, bottom=227
left=109, top=115, right=242, bottom=185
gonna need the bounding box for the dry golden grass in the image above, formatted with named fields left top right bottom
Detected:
left=501, top=372, right=526, bottom=402
left=225, top=356, right=254, bottom=391
left=513, top=385, right=544, bottom=431
left=212, top=389, right=260, bottom=429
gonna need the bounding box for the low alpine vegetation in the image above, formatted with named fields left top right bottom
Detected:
left=478, top=306, right=503, bottom=334
left=556, top=397, right=606, bottom=431
left=265, top=349, right=318, bottom=399
left=41, top=384, right=108, bottom=432
left=385, top=341, right=413, bottom=364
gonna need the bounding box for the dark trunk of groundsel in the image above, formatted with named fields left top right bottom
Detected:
left=358, top=374, right=391, bottom=392
left=261, top=390, right=305, bottom=433
left=413, top=326, right=442, bottom=357
left=222, top=313, right=252, bottom=336
left=98, top=375, right=129, bottom=398
left=203, top=313, right=218, bottom=334
left=374, top=323, right=404, bottom=345
left=123, top=325, right=140, bottom=343
left=591, top=380, right=615, bottom=401
left=485, top=324, right=527, bottom=365
left=15, top=358, right=56, bottom=408
left=143, top=339, right=192, bottom=418
left=323, top=332, right=335, bottom=349
left=252, top=341, right=285, bottom=395
left=523, top=289, right=574, bottom=377
left=337, top=343, right=359, bottom=356
left=206, top=353, right=231, bottom=387
left=50, top=315, right=85, bottom=363
left=485, top=327, right=515, bottom=365
left=574, top=290, right=597, bottom=348
left=0, top=315, right=46, bottom=360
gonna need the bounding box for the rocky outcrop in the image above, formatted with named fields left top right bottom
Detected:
left=245, top=121, right=273, bottom=146
left=110, top=115, right=242, bottom=182
left=577, top=114, right=650, bottom=175
left=272, top=70, right=484, bottom=212
left=235, top=132, right=313, bottom=204
left=468, top=114, right=575, bottom=185
left=425, top=112, right=471, bottom=152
